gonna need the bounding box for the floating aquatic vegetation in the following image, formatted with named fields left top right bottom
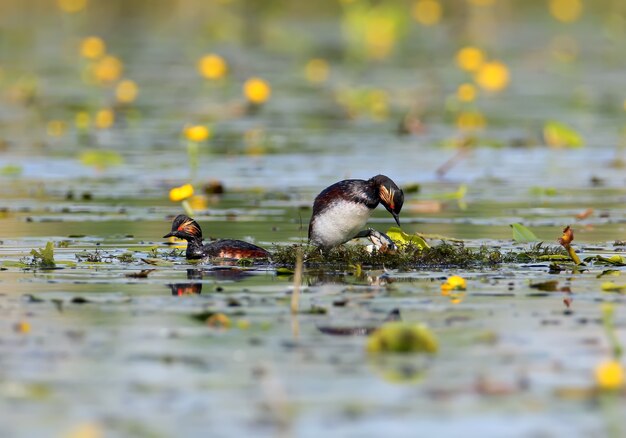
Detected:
left=30, top=242, right=56, bottom=268
left=366, top=322, right=438, bottom=354
left=510, top=223, right=540, bottom=243
left=272, top=242, right=504, bottom=269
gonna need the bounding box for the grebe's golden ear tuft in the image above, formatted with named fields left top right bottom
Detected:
left=379, top=185, right=396, bottom=210
left=178, top=218, right=201, bottom=237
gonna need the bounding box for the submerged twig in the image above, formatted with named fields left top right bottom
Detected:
left=290, top=248, right=303, bottom=314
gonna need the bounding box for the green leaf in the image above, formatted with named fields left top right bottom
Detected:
left=0, top=164, right=23, bottom=177
left=510, top=223, right=539, bottom=243
left=79, top=149, right=124, bottom=168
left=386, top=227, right=430, bottom=250
left=543, top=121, right=584, bottom=148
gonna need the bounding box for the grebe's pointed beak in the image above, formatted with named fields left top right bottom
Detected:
left=163, top=232, right=175, bottom=238
left=392, top=212, right=401, bottom=227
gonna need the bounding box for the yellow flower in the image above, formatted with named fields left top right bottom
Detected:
left=188, top=195, right=208, bottom=211
left=456, top=110, right=486, bottom=131
left=169, top=184, right=194, bottom=202
left=456, top=46, right=485, bottom=72
left=184, top=125, right=211, bottom=142
left=198, top=54, right=228, bottom=80
left=57, top=0, right=87, bottom=13
left=474, top=60, right=510, bottom=92
left=595, top=359, right=624, bottom=390
left=367, top=322, right=438, bottom=354
left=441, top=275, right=467, bottom=294
left=115, top=79, right=138, bottom=103
left=549, top=0, right=582, bottom=23
left=80, top=37, right=106, bottom=60
left=457, top=83, right=477, bottom=102
left=94, top=109, right=114, bottom=129
left=413, top=0, right=442, bottom=26
left=206, top=313, right=231, bottom=329
left=47, top=120, right=67, bottom=137
left=14, top=321, right=31, bottom=334
left=93, top=55, right=123, bottom=83
left=75, top=111, right=91, bottom=130
left=305, top=58, right=330, bottom=84
left=243, top=77, right=271, bottom=104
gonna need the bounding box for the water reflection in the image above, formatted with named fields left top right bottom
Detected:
left=168, top=269, right=203, bottom=296
left=167, top=267, right=261, bottom=296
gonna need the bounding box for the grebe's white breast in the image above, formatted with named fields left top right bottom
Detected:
left=309, top=199, right=372, bottom=248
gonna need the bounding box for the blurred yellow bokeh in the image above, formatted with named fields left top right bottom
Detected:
left=57, top=0, right=87, bottom=13
left=198, top=54, right=228, bottom=80
left=549, top=0, right=582, bottom=23
left=95, top=109, right=114, bottom=129
left=244, top=77, right=271, bottom=104
left=169, top=184, right=194, bottom=202
left=595, top=359, right=624, bottom=390
left=75, top=111, right=91, bottom=130
left=115, top=79, right=139, bottom=103
left=413, top=0, right=442, bottom=26
left=80, top=37, right=106, bottom=60
left=368, top=89, right=389, bottom=120
left=47, top=120, right=67, bottom=137
left=305, top=58, right=330, bottom=84
left=474, top=60, right=510, bottom=92
left=365, top=15, right=397, bottom=59
left=468, top=0, right=495, bottom=5
left=184, top=125, right=211, bottom=142
left=456, top=46, right=485, bottom=72
left=93, top=55, right=123, bottom=83
left=457, top=83, right=477, bottom=102
left=457, top=110, right=486, bottom=130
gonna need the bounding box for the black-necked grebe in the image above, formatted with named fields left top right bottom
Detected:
left=308, top=175, right=404, bottom=249
left=164, top=214, right=270, bottom=260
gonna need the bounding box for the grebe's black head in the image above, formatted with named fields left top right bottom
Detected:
left=163, top=214, right=203, bottom=241
left=370, top=175, right=404, bottom=227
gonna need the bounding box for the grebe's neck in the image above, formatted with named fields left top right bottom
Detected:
left=185, top=237, right=205, bottom=259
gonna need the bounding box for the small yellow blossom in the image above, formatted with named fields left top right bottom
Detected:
left=456, top=46, right=485, bottom=72
left=57, top=0, right=87, bottom=13
left=93, top=55, right=123, bottom=83
left=115, top=79, right=138, bottom=103
left=188, top=195, right=208, bottom=211
left=184, top=125, right=211, bottom=142
left=47, top=120, right=67, bottom=137
left=94, top=109, right=114, bottom=129
left=169, top=184, right=194, bottom=202
left=457, top=83, right=477, bottom=102
left=549, top=0, right=582, bottom=23
left=14, top=321, right=31, bottom=334
left=474, top=60, right=510, bottom=92
left=80, top=37, right=106, bottom=60
left=198, top=54, right=228, bottom=80
left=441, top=275, right=467, bottom=294
left=456, top=110, right=486, bottom=131
left=305, top=58, right=330, bottom=84
left=75, top=111, right=91, bottom=130
left=207, top=313, right=231, bottom=329
left=243, top=77, right=271, bottom=104
left=413, top=0, right=442, bottom=26
left=595, top=359, right=624, bottom=390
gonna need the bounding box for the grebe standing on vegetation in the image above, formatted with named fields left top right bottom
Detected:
left=308, top=175, right=404, bottom=249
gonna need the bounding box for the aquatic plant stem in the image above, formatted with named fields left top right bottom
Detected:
left=181, top=199, right=194, bottom=217
left=290, top=249, right=303, bottom=314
